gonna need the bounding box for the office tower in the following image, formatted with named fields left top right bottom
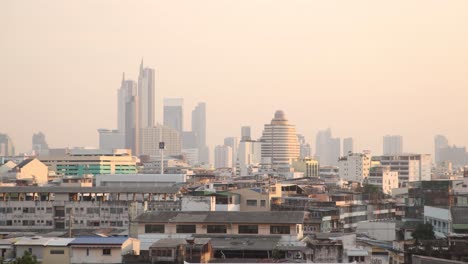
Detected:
left=383, top=135, right=403, bottom=155
left=32, top=132, right=49, bottom=154
left=260, top=110, right=300, bottom=165
left=338, top=153, right=371, bottom=182
left=224, top=137, right=238, bottom=167
left=164, top=98, right=183, bottom=133
left=182, top=131, right=198, bottom=149
left=117, top=73, right=137, bottom=134
left=192, top=102, right=209, bottom=164
left=434, top=135, right=449, bottom=164
left=214, top=145, right=233, bottom=169
left=238, top=139, right=262, bottom=176
left=125, top=95, right=139, bottom=156
left=374, top=154, right=431, bottom=187
left=343, top=137, right=354, bottom=155
left=182, top=149, right=199, bottom=166
left=0, top=134, right=15, bottom=156
left=138, top=60, right=155, bottom=129
left=140, top=125, right=182, bottom=157
left=315, top=128, right=341, bottom=166
left=241, top=126, right=251, bottom=141
left=297, top=134, right=311, bottom=159
left=97, top=129, right=125, bottom=150
left=439, top=145, right=468, bottom=167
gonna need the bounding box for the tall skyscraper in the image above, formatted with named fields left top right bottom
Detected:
left=214, top=145, right=233, bottom=169
left=434, top=135, right=449, bottom=164
left=192, top=102, right=209, bottom=164
left=138, top=60, right=155, bottom=129
left=260, top=110, right=300, bottom=165
left=224, top=137, right=238, bottom=167
left=0, top=134, right=15, bottom=156
left=125, top=95, right=139, bottom=156
left=241, top=126, right=251, bottom=141
left=297, top=134, right=311, bottom=159
left=383, top=135, right=403, bottom=155
left=163, top=98, right=183, bottom=133
left=238, top=134, right=262, bottom=176
left=117, top=73, right=137, bottom=134
left=343, top=137, right=354, bottom=155
left=32, top=132, right=49, bottom=154
left=315, top=128, right=341, bottom=166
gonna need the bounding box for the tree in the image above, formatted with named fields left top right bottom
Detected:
left=411, top=223, right=436, bottom=241
left=12, top=251, right=38, bottom=264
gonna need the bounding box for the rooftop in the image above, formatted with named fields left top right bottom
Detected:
left=70, top=236, right=129, bottom=246
left=0, top=186, right=180, bottom=194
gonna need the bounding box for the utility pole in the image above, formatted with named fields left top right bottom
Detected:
left=159, top=142, right=165, bottom=174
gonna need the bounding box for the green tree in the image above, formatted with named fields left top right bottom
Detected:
left=411, top=223, right=436, bottom=241
left=12, top=251, right=38, bottom=264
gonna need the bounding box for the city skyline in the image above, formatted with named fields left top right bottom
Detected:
left=2, top=1, right=468, bottom=155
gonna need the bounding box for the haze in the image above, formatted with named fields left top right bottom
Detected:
left=1, top=0, right=468, bottom=155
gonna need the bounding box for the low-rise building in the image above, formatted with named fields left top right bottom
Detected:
left=69, top=237, right=139, bottom=264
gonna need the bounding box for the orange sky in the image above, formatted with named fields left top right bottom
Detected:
left=1, top=0, right=468, bottom=156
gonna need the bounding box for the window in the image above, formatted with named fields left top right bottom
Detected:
left=238, top=225, right=258, bottom=234
left=156, top=249, right=173, bottom=257
left=260, top=200, right=266, bottom=207
left=145, top=224, right=165, bottom=233
left=176, top=225, right=196, bottom=233
left=103, top=248, right=111, bottom=255
left=207, top=225, right=227, bottom=234
left=246, top=200, right=257, bottom=206
left=50, top=250, right=64, bottom=255
left=270, top=225, right=290, bottom=234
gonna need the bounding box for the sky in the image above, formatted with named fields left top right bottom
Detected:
left=1, top=0, right=468, bottom=157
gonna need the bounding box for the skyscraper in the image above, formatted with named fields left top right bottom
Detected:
left=343, top=137, right=354, bottom=155
left=297, top=134, right=311, bottom=159
left=138, top=60, right=155, bottom=129
left=97, top=129, right=124, bottom=150
left=315, top=128, right=341, bottom=166
left=224, top=137, right=238, bottom=167
left=125, top=95, right=139, bottom=156
left=32, top=132, right=49, bottom=154
left=192, top=102, right=209, bottom=164
left=117, top=73, right=137, bottom=134
left=0, top=134, right=15, bottom=156
left=260, top=110, right=300, bottom=165
left=140, top=125, right=181, bottom=157
left=214, top=145, right=233, bottom=169
left=434, top=135, right=449, bottom=164
left=163, top=98, right=183, bottom=133
left=383, top=135, right=403, bottom=155
left=241, top=126, right=251, bottom=141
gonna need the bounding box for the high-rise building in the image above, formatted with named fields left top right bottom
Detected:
left=97, top=129, right=125, bottom=151
left=140, top=125, right=181, bottom=157
left=434, top=135, right=449, bottom=164
left=224, top=137, right=238, bottom=167
left=125, top=95, right=139, bottom=155
left=343, top=137, right=354, bottom=155
left=138, top=60, right=155, bottom=129
left=214, top=145, right=233, bottom=169
left=0, top=134, right=15, bottom=156
left=373, top=154, right=431, bottom=187
left=241, top=126, right=251, bottom=141
left=237, top=139, right=262, bottom=176
left=117, top=73, right=137, bottom=134
left=182, top=131, right=198, bottom=149
left=32, top=132, right=49, bottom=154
left=383, top=135, right=403, bottom=155
left=163, top=98, right=183, bottom=133
left=260, top=110, right=300, bottom=165
left=438, top=145, right=468, bottom=167
left=338, top=152, right=371, bottom=183
left=297, top=134, right=311, bottom=159
left=192, top=102, right=209, bottom=164
left=315, top=128, right=341, bottom=166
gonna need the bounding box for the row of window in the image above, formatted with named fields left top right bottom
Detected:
left=246, top=200, right=266, bottom=207
left=145, top=224, right=291, bottom=234
left=0, top=220, right=54, bottom=226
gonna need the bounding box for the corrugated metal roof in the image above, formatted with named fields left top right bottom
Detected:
left=70, top=236, right=129, bottom=245
left=46, top=238, right=75, bottom=246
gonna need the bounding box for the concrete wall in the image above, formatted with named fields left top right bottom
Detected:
left=42, top=246, right=70, bottom=264
left=70, top=247, right=123, bottom=264
left=181, top=196, right=215, bottom=211
left=356, top=221, right=396, bottom=241
left=16, top=245, right=44, bottom=261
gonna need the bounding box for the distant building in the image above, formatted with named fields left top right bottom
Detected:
left=237, top=139, right=262, bottom=176
left=138, top=60, right=155, bottom=129
left=182, top=148, right=199, bottom=166
left=260, top=110, right=300, bottom=165
left=297, top=134, right=311, bottom=159
left=315, top=128, right=340, bottom=166
left=343, top=137, right=354, bottom=156
left=338, top=153, right=371, bottom=183
left=0, top=134, right=15, bottom=157
left=125, top=94, right=139, bottom=155
left=367, top=165, right=399, bottom=194
left=140, top=125, right=181, bottom=157
left=434, top=135, right=449, bottom=164
left=383, top=135, right=403, bottom=155
left=97, top=129, right=125, bottom=151
left=373, top=154, right=431, bottom=187
left=32, top=132, right=49, bottom=155
left=164, top=98, right=183, bottom=133
left=214, top=145, right=232, bottom=169
left=438, top=145, right=468, bottom=167
left=241, top=126, right=251, bottom=141
left=117, top=73, right=137, bottom=135
left=224, top=137, right=238, bottom=168
left=292, top=158, right=319, bottom=177
left=192, top=103, right=209, bottom=164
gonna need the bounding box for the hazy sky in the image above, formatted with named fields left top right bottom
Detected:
left=1, top=0, right=468, bottom=156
